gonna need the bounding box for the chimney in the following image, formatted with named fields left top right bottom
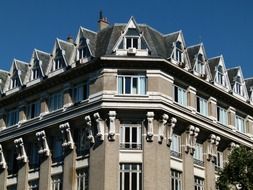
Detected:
left=67, top=36, right=74, bottom=44
left=98, top=10, right=109, bottom=31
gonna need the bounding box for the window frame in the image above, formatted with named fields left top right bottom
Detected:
left=48, top=91, right=63, bottom=112
left=120, top=163, right=142, bottom=190
left=193, top=143, right=204, bottom=166
left=173, top=41, right=184, bottom=63
left=235, top=115, right=246, bottom=133
left=77, top=168, right=89, bottom=190
left=171, top=170, right=182, bottom=190
left=7, top=109, right=19, bottom=127
left=217, top=106, right=228, bottom=126
left=51, top=175, right=63, bottom=190
left=194, top=176, right=205, bottom=190
left=27, top=100, right=41, bottom=119
left=170, top=134, right=181, bottom=158
left=174, top=85, right=187, bottom=107
left=120, top=124, right=142, bottom=150
left=196, top=96, right=208, bottom=117
left=73, top=82, right=89, bottom=103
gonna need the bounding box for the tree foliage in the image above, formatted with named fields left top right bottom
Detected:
left=217, top=146, right=253, bottom=190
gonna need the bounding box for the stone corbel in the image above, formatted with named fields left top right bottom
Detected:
left=0, top=144, right=6, bottom=169
left=14, top=138, right=28, bottom=163
left=85, top=115, right=95, bottom=144
left=94, top=112, right=104, bottom=141
left=206, top=134, right=220, bottom=162
left=108, top=111, right=116, bottom=141
left=36, top=130, right=50, bottom=157
left=146, top=112, right=154, bottom=142
left=185, top=125, right=199, bottom=155
left=229, top=142, right=240, bottom=150
left=158, top=114, right=169, bottom=143
left=59, top=122, right=74, bottom=150
left=167, top=117, right=177, bottom=146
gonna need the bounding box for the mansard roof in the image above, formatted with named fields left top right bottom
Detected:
left=12, top=59, right=29, bottom=82
left=57, top=39, right=75, bottom=65
left=245, top=78, right=253, bottom=97
left=227, top=67, right=241, bottom=87
left=187, top=43, right=208, bottom=68
left=208, top=56, right=220, bottom=78
left=36, top=49, right=51, bottom=75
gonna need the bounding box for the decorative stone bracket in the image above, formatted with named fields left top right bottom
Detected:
left=85, top=115, right=95, bottom=144
left=36, top=130, right=50, bottom=157
left=108, top=111, right=116, bottom=141
left=59, top=122, right=74, bottom=150
left=158, top=114, right=169, bottom=143
left=146, top=112, right=154, bottom=142
left=14, top=138, right=28, bottom=163
left=94, top=112, right=104, bottom=141
left=0, top=144, right=6, bottom=169
left=166, top=117, right=177, bottom=146
left=185, top=125, right=200, bottom=155
left=206, top=134, right=220, bottom=162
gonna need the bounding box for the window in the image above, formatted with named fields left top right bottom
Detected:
left=234, top=82, right=242, bottom=96
left=27, top=101, right=41, bottom=119
left=197, top=96, right=208, bottom=116
left=49, top=92, right=63, bottom=112
left=120, top=124, right=142, bottom=150
left=53, top=49, right=65, bottom=71
left=51, top=137, right=63, bottom=163
left=217, top=106, right=227, bottom=126
left=26, top=143, right=39, bottom=169
left=118, top=74, right=146, bottom=95
left=73, top=83, right=89, bottom=103
left=120, top=163, right=142, bottom=190
left=173, top=41, right=183, bottom=63
left=235, top=115, right=245, bottom=133
left=195, top=54, right=205, bottom=74
left=7, top=185, right=17, bottom=190
left=31, top=67, right=41, bottom=80
left=52, top=175, right=62, bottom=190
left=78, top=37, right=90, bottom=60
left=216, top=65, right=224, bottom=86
left=74, top=128, right=90, bottom=157
left=77, top=169, right=89, bottom=190
left=214, top=151, right=223, bottom=171
left=171, top=170, right=182, bottom=190
left=174, top=85, right=187, bottom=107
left=193, top=143, right=204, bottom=166
left=170, top=134, right=181, bottom=158
left=194, top=176, right=204, bottom=190
left=6, top=149, right=18, bottom=175
left=10, top=76, right=20, bottom=89
left=125, top=36, right=139, bottom=49
left=28, top=180, right=39, bottom=190
left=7, top=109, right=19, bottom=127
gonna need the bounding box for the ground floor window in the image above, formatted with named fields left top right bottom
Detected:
left=77, top=168, right=89, bottom=190
left=171, top=170, right=182, bottom=190
left=194, top=176, right=204, bottom=190
left=120, top=163, right=142, bottom=190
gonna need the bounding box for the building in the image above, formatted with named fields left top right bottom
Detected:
left=0, top=15, right=252, bottom=190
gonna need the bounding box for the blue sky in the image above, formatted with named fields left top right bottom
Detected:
left=0, top=0, right=253, bottom=78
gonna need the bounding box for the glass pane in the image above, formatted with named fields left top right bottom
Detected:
left=124, top=173, right=129, bottom=190
left=126, top=38, right=131, bottom=49
left=125, top=77, right=131, bottom=94
left=140, top=77, right=146, bottom=95
left=132, top=78, right=138, bottom=94
left=133, top=38, right=138, bottom=48
left=132, top=173, right=137, bottom=190
left=118, top=77, right=123, bottom=94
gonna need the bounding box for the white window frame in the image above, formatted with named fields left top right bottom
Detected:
left=217, top=106, right=228, bottom=126
left=120, top=163, right=142, bottom=190
left=10, top=76, right=19, bottom=89
left=216, top=65, right=225, bottom=86
left=234, top=81, right=243, bottom=96
left=51, top=175, right=62, bottom=190
left=195, top=54, right=205, bottom=75
left=124, top=36, right=140, bottom=49
left=171, top=170, right=182, bottom=190
left=75, top=128, right=90, bottom=156
left=193, top=143, right=204, bottom=166
left=117, top=74, right=146, bottom=95
left=173, top=41, right=184, bottom=63
left=194, top=176, right=204, bottom=190
left=120, top=124, right=142, bottom=150
left=170, top=134, right=181, bottom=158
left=174, top=85, right=187, bottom=107
left=49, top=92, right=63, bottom=112
left=77, top=169, right=88, bottom=190
left=215, top=151, right=224, bottom=170
left=197, top=96, right=208, bottom=117
left=51, top=136, right=63, bottom=163
left=235, top=115, right=246, bottom=133
left=7, top=109, right=19, bottom=127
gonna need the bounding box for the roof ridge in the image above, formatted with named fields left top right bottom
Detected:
left=80, top=26, right=97, bottom=34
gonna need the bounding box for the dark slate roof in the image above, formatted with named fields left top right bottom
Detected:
left=80, top=27, right=97, bottom=56
left=58, top=40, right=75, bottom=65
left=164, top=32, right=180, bottom=58
left=0, top=70, right=9, bottom=92
left=227, top=67, right=239, bottom=87
left=245, top=78, right=253, bottom=95
left=187, top=45, right=201, bottom=68
left=208, top=57, right=220, bottom=79
left=15, top=60, right=28, bottom=82
left=36, top=50, right=51, bottom=75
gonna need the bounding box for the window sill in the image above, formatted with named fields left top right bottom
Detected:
left=115, top=94, right=148, bottom=98
left=120, top=149, right=143, bottom=153
left=48, top=68, right=65, bottom=78
left=26, top=78, right=43, bottom=87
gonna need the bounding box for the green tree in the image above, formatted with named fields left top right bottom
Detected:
left=217, top=146, right=253, bottom=190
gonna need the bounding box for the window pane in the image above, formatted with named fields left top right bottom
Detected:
left=126, top=38, right=131, bottom=49
left=132, top=78, right=138, bottom=94
left=124, top=173, right=129, bottom=190
left=125, top=77, right=131, bottom=94
left=118, top=76, right=123, bottom=94
left=133, top=38, right=138, bottom=48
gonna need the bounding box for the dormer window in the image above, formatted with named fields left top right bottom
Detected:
left=216, top=65, right=225, bottom=85
left=53, top=49, right=65, bottom=71
left=173, top=41, right=184, bottom=63
left=126, top=37, right=138, bottom=49
left=234, top=76, right=243, bottom=96
left=31, top=60, right=42, bottom=80
left=78, top=37, right=90, bottom=60
left=10, top=76, right=20, bottom=89
left=195, top=54, right=205, bottom=74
